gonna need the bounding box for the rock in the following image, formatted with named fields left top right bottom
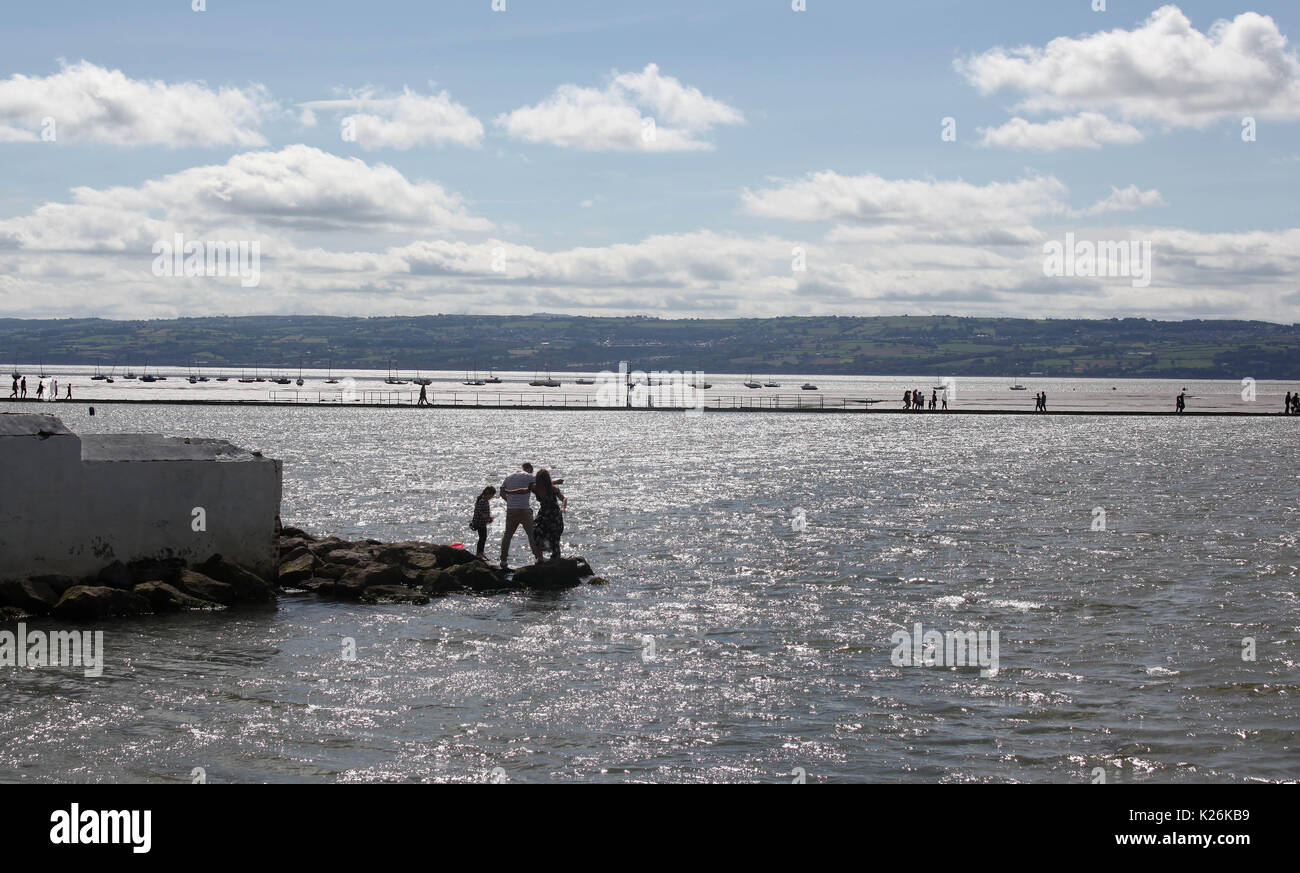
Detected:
left=127, top=557, right=186, bottom=585
left=444, top=560, right=512, bottom=592
left=416, top=568, right=461, bottom=595
left=96, top=561, right=136, bottom=590
left=0, top=577, right=61, bottom=615
left=322, top=549, right=371, bottom=568
left=512, top=557, right=594, bottom=591
left=360, top=585, right=430, bottom=605
left=279, top=526, right=317, bottom=542
left=29, top=575, right=80, bottom=596
left=435, top=545, right=479, bottom=569
left=133, top=581, right=222, bottom=611
left=314, top=563, right=349, bottom=580
left=276, top=552, right=319, bottom=589
left=335, top=562, right=408, bottom=597
left=587, top=577, right=609, bottom=586
left=279, top=543, right=312, bottom=564
left=173, top=570, right=239, bottom=606
left=406, top=552, right=441, bottom=571
left=307, top=537, right=349, bottom=558
left=53, top=585, right=151, bottom=619
left=195, top=554, right=278, bottom=602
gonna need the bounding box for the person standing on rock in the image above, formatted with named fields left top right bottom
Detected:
left=499, top=462, right=542, bottom=569
left=469, top=485, right=496, bottom=561
left=531, top=468, right=566, bottom=561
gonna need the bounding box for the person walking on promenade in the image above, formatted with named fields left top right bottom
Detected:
left=20, top=377, right=26, bottom=398
left=35, top=380, right=43, bottom=400
left=903, top=390, right=911, bottom=410
left=1176, top=391, right=1186, bottom=413
left=500, top=462, right=542, bottom=569
left=417, top=383, right=429, bottom=406
left=8, top=376, right=16, bottom=399
left=65, top=382, right=72, bottom=400
left=1286, top=391, right=1293, bottom=415
left=468, top=486, right=496, bottom=561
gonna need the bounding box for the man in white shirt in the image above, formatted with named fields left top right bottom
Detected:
left=499, top=463, right=542, bottom=568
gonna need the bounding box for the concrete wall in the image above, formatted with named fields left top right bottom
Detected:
left=0, top=413, right=282, bottom=581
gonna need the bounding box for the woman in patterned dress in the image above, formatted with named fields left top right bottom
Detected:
left=531, top=469, right=566, bottom=560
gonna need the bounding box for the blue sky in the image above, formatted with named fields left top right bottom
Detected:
left=1, top=1, right=1297, bottom=321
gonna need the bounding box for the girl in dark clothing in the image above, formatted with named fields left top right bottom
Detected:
left=531, top=469, right=566, bottom=561
left=469, top=486, right=496, bottom=560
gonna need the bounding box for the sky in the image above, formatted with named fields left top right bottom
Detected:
left=0, top=0, right=1297, bottom=322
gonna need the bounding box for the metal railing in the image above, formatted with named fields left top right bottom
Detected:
left=267, top=389, right=883, bottom=410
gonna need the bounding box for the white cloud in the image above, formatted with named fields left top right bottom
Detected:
left=0, top=60, right=275, bottom=146
left=0, top=144, right=491, bottom=253
left=1076, top=185, right=1167, bottom=216
left=742, top=171, right=1072, bottom=244
left=957, top=5, right=1300, bottom=128
left=979, top=112, right=1145, bottom=150
left=300, top=86, right=483, bottom=149
left=497, top=63, right=743, bottom=151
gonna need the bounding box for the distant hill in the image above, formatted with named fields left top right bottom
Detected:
left=2, top=314, right=1298, bottom=379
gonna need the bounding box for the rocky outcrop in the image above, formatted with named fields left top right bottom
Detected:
left=276, top=529, right=606, bottom=602
left=0, top=527, right=606, bottom=621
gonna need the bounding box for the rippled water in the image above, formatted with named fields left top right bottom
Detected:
left=2, top=401, right=1297, bottom=782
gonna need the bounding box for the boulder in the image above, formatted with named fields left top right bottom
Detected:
left=444, top=560, right=512, bottom=592
left=435, top=545, right=479, bottom=569
left=126, top=557, right=186, bottom=585
left=416, top=568, right=461, bottom=595
left=334, top=562, right=408, bottom=598
left=30, top=575, right=80, bottom=596
left=322, top=549, right=371, bottom=568
left=279, top=526, right=317, bottom=542
left=133, top=581, right=222, bottom=612
left=173, top=570, right=239, bottom=606
left=195, top=554, right=278, bottom=602
left=276, top=552, right=319, bottom=589
left=360, top=585, right=431, bottom=605
left=0, top=577, right=61, bottom=615
left=307, top=537, right=349, bottom=558
left=512, top=557, right=594, bottom=591
left=96, top=560, right=136, bottom=590
left=53, top=585, right=151, bottom=619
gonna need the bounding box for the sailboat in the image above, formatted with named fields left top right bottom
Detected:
left=529, top=368, right=561, bottom=387
left=91, top=363, right=109, bottom=381
left=801, top=383, right=818, bottom=391
left=296, top=358, right=305, bottom=386
left=1009, top=375, right=1028, bottom=391
left=140, top=362, right=157, bottom=383
left=384, top=361, right=407, bottom=385
left=324, top=362, right=339, bottom=385
left=484, top=368, right=502, bottom=384
left=743, top=374, right=762, bottom=389
left=462, top=368, right=484, bottom=386
left=763, top=375, right=781, bottom=387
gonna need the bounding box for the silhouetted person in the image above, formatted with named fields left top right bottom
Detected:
left=1040, top=391, right=1047, bottom=412
left=417, top=383, right=429, bottom=406
left=65, top=383, right=72, bottom=400
left=8, top=377, right=16, bottom=398
left=20, top=377, right=27, bottom=398
left=35, top=381, right=44, bottom=400
left=1286, top=392, right=1293, bottom=415
left=930, top=390, right=937, bottom=410
left=903, top=390, right=911, bottom=410
left=1175, top=391, right=1186, bottom=413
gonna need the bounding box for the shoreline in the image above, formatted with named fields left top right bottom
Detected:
left=3, top=396, right=1294, bottom=416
